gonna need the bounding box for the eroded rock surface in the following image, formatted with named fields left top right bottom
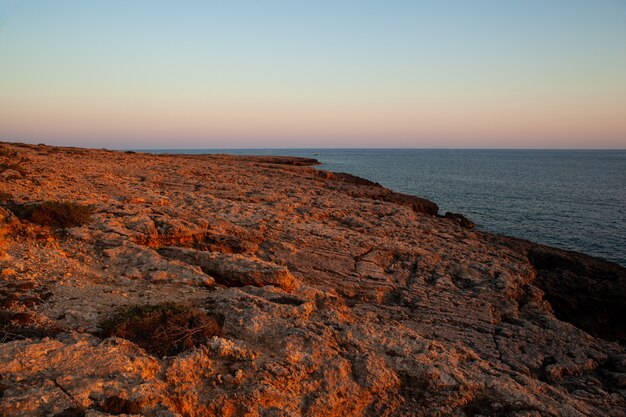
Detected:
left=0, top=141, right=624, bottom=416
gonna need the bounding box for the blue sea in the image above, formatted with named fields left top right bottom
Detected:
left=146, top=149, right=626, bottom=267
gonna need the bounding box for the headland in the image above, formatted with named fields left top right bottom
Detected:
left=0, top=141, right=624, bottom=416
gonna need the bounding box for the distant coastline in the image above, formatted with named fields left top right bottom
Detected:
left=139, top=148, right=626, bottom=266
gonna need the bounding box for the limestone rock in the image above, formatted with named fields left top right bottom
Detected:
left=158, top=246, right=296, bottom=291
left=0, top=141, right=624, bottom=416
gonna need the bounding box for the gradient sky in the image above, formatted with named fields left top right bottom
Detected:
left=1, top=0, right=625, bottom=149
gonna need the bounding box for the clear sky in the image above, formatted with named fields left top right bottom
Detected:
left=1, top=0, right=625, bottom=149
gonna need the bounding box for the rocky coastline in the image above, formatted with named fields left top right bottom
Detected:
left=0, top=141, right=624, bottom=416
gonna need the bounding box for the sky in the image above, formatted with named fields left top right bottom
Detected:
left=0, top=0, right=625, bottom=149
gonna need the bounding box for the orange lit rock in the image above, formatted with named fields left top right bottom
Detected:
left=0, top=141, right=624, bottom=416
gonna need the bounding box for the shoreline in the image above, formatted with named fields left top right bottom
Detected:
left=132, top=146, right=626, bottom=267
left=0, top=140, right=625, bottom=415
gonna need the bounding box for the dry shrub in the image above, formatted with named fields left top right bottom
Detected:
left=99, top=396, right=142, bottom=415
left=51, top=407, right=85, bottom=417
left=0, top=281, right=58, bottom=342
left=11, top=201, right=94, bottom=228
left=99, top=303, right=222, bottom=356
left=0, top=163, right=26, bottom=175
left=0, top=311, right=62, bottom=343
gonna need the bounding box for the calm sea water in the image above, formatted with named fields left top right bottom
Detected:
left=146, top=149, right=626, bottom=266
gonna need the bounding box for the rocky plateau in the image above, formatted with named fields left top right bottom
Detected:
left=0, top=141, right=624, bottom=417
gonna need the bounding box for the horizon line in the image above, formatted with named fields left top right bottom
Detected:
left=130, top=147, right=626, bottom=151
left=2, top=140, right=625, bottom=152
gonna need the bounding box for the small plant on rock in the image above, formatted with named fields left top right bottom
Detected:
left=0, top=192, right=12, bottom=203
left=11, top=201, right=95, bottom=228
left=0, top=163, right=26, bottom=176
left=99, top=303, right=222, bottom=356
left=0, top=311, right=62, bottom=343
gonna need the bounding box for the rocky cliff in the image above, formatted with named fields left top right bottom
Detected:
left=0, top=141, right=624, bottom=417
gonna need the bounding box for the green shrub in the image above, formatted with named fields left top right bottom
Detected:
left=99, top=303, right=222, bottom=356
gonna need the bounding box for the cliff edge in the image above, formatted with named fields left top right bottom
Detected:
left=0, top=142, right=624, bottom=417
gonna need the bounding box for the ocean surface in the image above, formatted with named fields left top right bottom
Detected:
left=145, top=149, right=626, bottom=266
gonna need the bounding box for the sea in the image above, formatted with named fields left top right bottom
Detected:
left=145, top=149, right=626, bottom=267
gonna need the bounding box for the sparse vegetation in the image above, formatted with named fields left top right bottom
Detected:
left=0, top=147, right=18, bottom=157
left=0, top=163, right=26, bottom=176
left=0, top=311, right=62, bottom=343
left=10, top=201, right=95, bottom=228
left=0, top=192, right=12, bottom=203
left=99, top=396, right=141, bottom=415
left=99, top=303, right=222, bottom=356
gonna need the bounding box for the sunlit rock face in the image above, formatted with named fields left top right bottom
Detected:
left=0, top=141, right=624, bottom=417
